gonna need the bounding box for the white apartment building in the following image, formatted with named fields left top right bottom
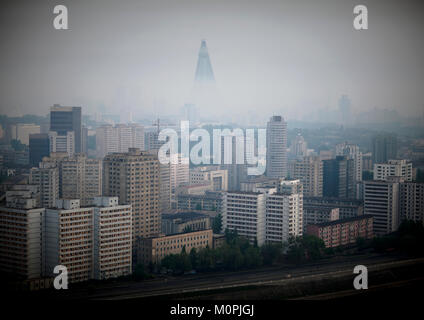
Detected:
left=266, top=116, right=288, bottom=179
left=223, top=180, right=304, bottom=246
left=223, top=192, right=266, bottom=246
left=373, top=159, right=412, bottom=182
left=170, top=153, right=190, bottom=193
left=363, top=179, right=401, bottom=236
left=96, top=124, right=144, bottom=158
left=266, top=180, right=303, bottom=243
left=48, top=131, right=75, bottom=157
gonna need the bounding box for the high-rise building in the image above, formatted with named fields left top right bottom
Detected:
left=223, top=191, right=266, bottom=246
left=266, top=180, right=303, bottom=243
left=371, top=133, right=397, bottom=164
left=323, top=156, right=355, bottom=199
left=44, top=199, right=94, bottom=283
left=223, top=181, right=303, bottom=246
left=170, top=153, right=190, bottom=193
left=336, top=142, right=362, bottom=182
left=0, top=186, right=44, bottom=280
left=50, top=105, right=82, bottom=153
left=29, top=133, right=50, bottom=167
left=373, top=159, right=413, bottom=182
left=29, top=165, right=59, bottom=208
left=96, top=124, right=144, bottom=158
left=288, top=156, right=323, bottom=197
left=48, top=131, right=75, bottom=157
left=291, top=133, right=307, bottom=158
left=40, top=153, right=102, bottom=206
left=82, top=126, right=88, bottom=154
left=103, top=148, right=160, bottom=240
left=219, top=135, right=248, bottom=191
left=95, top=124, right=119, bottom=158
left=159, top=163, right=171, bottom=213
left=363, top=178, right=401, bottom=236
left=399, top=182, right=424, bottom=224
left=11, top=124, right=41, bottom=145
left=45, top=197, right=132, bottom=283
left=93, top=197, right=132, bottom=280
left=266, top=116, right=288, bottom=179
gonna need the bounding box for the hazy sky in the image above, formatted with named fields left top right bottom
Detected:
left=0, top=0, right=423, bottom=121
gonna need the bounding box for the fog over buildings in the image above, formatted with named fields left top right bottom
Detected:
left=0, top=0, right=423, bottom=123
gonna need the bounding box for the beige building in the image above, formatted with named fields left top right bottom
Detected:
left=93, top=197, right=132, bottom=280
left=11, top=123, right=40, bottom=145
left=288, top=156, right=323, bottom=197
left=103, top=148, right=160, bottom=240
left=29, top=165, right=59, bottom=208
left=45, top=197, right=132, bottom=283
left=190, top=166, right=228, bottom=191
left=45, top=200, right=94, bottom=283
left=0, top=185, right=44, bottom=279
left=41, top=153, right=102, bottom=206
left=137, top=229, right=213, bottom=264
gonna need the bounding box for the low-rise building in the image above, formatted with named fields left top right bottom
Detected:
left=161, top=211, right=211, bottom=235
left=137, top=229, right=213, bottom=265
left=306, top=215, right=373, bottom=248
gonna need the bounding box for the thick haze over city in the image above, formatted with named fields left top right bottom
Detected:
left=0, top=0, right=423, bottom=122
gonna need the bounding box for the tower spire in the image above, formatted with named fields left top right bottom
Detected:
left=194, top=39, right=215, bottom=83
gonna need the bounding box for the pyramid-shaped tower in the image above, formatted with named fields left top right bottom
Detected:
left=186, top=40, right=221, bottom=121
left=194, top=40, right=215, bottom=84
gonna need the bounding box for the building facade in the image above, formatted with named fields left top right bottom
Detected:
left=373, top=159, right=413, bottom=182
left=307, top=215, right=373, bottom=248
left=266, top=116, right=288, bottom=179
left=288, top=156, right=323, bottom=197
left=103, top=148, right=160, bottom=240
left=137, top=229, right=213, bottom=265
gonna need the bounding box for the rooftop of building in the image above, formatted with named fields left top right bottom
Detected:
left=310, top=214, right=374, bottom=228
left=162, top=211, right=209, bottom=222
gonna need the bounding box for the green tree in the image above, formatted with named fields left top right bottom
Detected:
left=261, top=244, right=283, bottom=265
left=212, top=213, right=223, bottom=234
left=189, top=248, right=198, bottom=269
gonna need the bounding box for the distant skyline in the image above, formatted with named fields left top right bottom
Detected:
left=0, top=0, right=423, bottom=121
